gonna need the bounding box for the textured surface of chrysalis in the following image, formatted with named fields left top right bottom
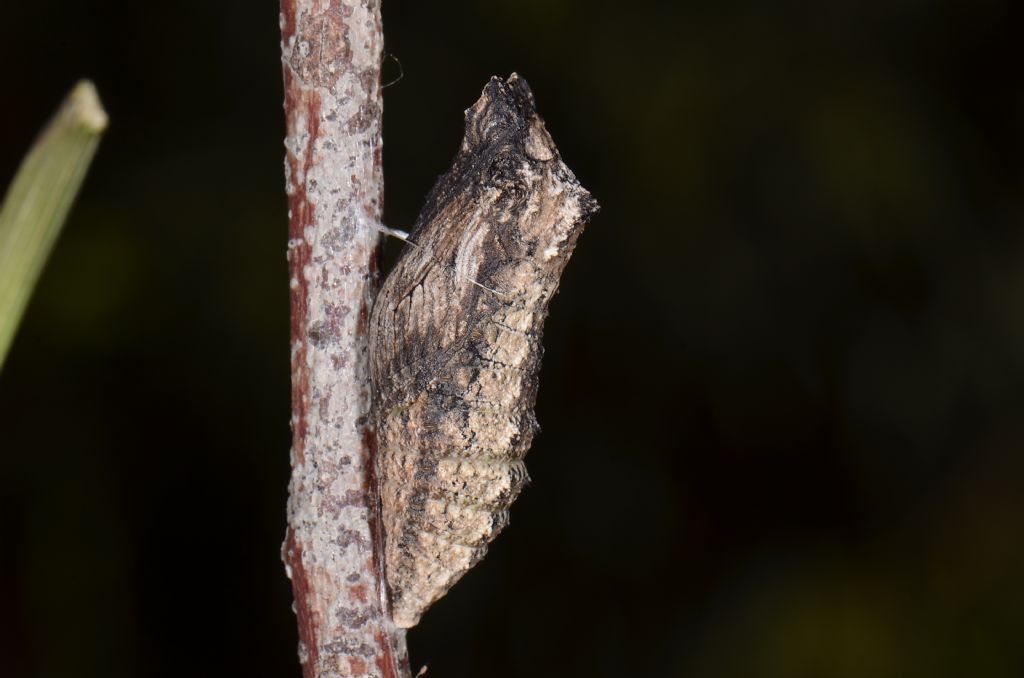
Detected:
left=369, top=74, right=598, bottom=628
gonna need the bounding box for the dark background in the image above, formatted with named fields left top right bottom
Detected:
left=2, top=1, right=1023, bottom=676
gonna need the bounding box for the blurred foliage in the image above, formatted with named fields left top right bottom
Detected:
left=1, top=1, right=1023, bottom=677
left=0, top=81, right=107, bottom=369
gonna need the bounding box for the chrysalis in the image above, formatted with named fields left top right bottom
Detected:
left=369, top=74, right=597, bottom=628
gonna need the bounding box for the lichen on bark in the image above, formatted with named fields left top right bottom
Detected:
left=280, top=1, right=409, bottom=676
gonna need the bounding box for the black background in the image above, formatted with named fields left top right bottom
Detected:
left=2, top=1, right=1023, bottom=676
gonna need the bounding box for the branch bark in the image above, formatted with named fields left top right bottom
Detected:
left=279, top=1, right=409, bottom=676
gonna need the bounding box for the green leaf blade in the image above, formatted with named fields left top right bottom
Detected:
left=0, top=80, right=108, bottom=369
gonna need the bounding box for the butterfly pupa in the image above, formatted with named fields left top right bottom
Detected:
left=369, top=74, right=598, bottom=628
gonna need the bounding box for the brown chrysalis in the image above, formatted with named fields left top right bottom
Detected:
left=369, top=74, right=598, bottom=628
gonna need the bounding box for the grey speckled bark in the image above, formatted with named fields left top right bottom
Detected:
left=370, top=74, right=599, bottom=628
left=280, top=1, right=409, bottom=677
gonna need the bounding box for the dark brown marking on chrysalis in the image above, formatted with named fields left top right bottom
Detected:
left=369, top=74, right=598, bottom=628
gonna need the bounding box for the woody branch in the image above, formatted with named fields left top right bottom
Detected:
left=279, top=1, right=409, bottom=677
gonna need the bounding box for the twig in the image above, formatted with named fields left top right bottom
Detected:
left=279, top=1, right=410, bottom=676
